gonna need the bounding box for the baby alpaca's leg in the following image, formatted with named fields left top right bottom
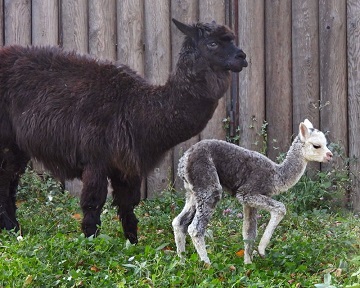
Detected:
left=240, top=194, right=286, bottom=258
left=257, top=201, right=286, bottom=256
left=172, top=190, right=196, bottom=258
left=242, top=205, right=257, bottom=264
left=188, top=188, right=221, bottom=264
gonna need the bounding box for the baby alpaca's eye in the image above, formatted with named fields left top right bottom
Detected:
left=313, top=144, right=321, bottom=149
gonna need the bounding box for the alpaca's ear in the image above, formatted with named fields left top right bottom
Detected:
left=299, top=122, right=310, bottom=142
left=172, top=18, right=197, bottom=38
left=303, top=119, right=313, bottom=129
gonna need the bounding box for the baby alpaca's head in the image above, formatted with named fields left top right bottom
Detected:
left=299, top=119, right=333, bottom=163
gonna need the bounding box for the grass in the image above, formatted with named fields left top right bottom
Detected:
left=0, top=169, right=359, bottom=287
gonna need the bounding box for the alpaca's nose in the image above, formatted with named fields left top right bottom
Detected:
left=326, top=151, right=333, bottom=161
left=236, top=49, right=246, bottom=60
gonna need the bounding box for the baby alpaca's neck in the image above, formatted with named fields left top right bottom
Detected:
left=275, top=137, right=308, bottom=192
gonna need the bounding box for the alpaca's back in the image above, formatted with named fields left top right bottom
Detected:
left=179, top=139, right=276, bottom=195
left=0, top=45, right=146, bottom=179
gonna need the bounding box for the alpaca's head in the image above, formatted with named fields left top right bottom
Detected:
left=172, top=18, right=248, bottom=72
left=299, top=119, right=333, bottom=163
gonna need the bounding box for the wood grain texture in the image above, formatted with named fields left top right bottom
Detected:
left=117, top=0, right=144, bottom=75
left=199, top=0, right=227, bottom=141
left=144, top=0, right=172, bottom=198
left=292, top=0, right=319, bottom=129
left=32, top=0, right=59, bottom=45
left=238, top=0, right=265, bottom=151
left=265, top=0, right=292, bottom=161
left=4, top=0, right=31, bottom=45
left=61, top=0, right=88, bottom=53
left=171, top=0, right=199, bottom=192
left=319, top=0, right=347, bottom=156
left=292, top=0, right=320, bottom=173
left=89, top=0, right=116, bottom=60
left=347, top=0, right=360, bottom=212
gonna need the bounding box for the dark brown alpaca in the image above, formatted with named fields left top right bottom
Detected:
left=0, top=19, right=247, bottom=243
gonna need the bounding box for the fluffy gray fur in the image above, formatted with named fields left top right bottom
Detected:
left=172, top=119, right=333, bottom=264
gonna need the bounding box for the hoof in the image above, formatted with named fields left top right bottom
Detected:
left=125, top=232, right=138, bottom=244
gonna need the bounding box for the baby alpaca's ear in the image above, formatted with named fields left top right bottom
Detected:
left=299, top=122, right=310, bottom=142
left=303, top=119, right=314, bottom=129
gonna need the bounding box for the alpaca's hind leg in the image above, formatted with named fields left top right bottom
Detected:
left=187, top=187, right=222, bottom=264
left=80, top=166, right=109, bottom=237
left=0, top=146, right=28, bottom=231
left=172, top=187, right=196, bottom=258
left=242, top=205, right=258, bottom=264
left=238, top=194, right=286, bottom=258
left=110, top=172, right=141, bottom=244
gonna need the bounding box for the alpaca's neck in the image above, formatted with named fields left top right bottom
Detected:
left=275, top=137, right=308, bottom=192
left=138, top=53, right=231, bottom=170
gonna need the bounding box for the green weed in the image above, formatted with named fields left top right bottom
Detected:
left=0, top=169, right=359, bottom=287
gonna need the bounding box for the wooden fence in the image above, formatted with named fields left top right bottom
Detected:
left=0, top=0, right=359, bottom=211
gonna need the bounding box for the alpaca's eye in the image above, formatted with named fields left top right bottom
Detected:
left=207, top=42, right=218, bottom=48
left=313, top=144, right=321, bottom=149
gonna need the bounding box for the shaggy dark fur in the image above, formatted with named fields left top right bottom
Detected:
left=0, top=19, right=247, bottom=243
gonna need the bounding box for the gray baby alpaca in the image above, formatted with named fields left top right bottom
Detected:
left=172, top=119, right=333, bottom=264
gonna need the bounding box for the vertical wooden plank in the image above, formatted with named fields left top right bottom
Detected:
left=117, top=0, right=146, bottom=199
left=144, top=1, right=171, bottom=198
left=61, top=0, right=88, bottom=53
left=31, top=0, right=59, bottom=174
left=89, top=0, right=116, bottom=60
left=265, top=0, right=292, bottom=161
left=292, top=0, right=320, bottom=173
left=199, top=0, right=227, bottom=141
left=32, top=0, right=59, bottom=45
left=347, top=0, right=360, bottom=212
left=61, top=0, right=88, bottom=196
left=292, top=0, right=319, bottom=129
left=238, top=0, right=265, bottom=151
left=117, top=0, right=144, bottom=75
left=171, top=0, right=198, bottom=192
left=4, top=0, right=31, bottom=45
left=319, top=1, right=347, bottom=157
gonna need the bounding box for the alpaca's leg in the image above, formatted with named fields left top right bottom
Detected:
left=239, top=194, right=286, bottom=258
left=187, top=187, right=222, bottom=264
left=172, top=188, right=196, bottom=258
left=110, top=172, right=141, bottom=244
left=80, top=166, right=108, bottom=237
left=242, top=205, right=257, bottom=264
left=0, top=146, right=28, bottom=231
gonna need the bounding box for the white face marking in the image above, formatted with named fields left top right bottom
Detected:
left=303, top=129, right=332, bottom=163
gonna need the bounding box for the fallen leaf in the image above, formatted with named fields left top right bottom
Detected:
left=90, top=265, right=100, bottom=272
left=335, top=268, right=342, bottom=277
left=23, top=275, right=33, bottom=286
left=235, top=249, right=245, bottom=257
left=71, top=213, right=82, bottom=220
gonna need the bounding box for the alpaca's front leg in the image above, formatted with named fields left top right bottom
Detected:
left=238, top=194, right=286, bottom=259
left=242, top=205, right=257, bottom=264
left=110, top=172, right=141, bottom=244
left=257, top=203, right=286, bottom=257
